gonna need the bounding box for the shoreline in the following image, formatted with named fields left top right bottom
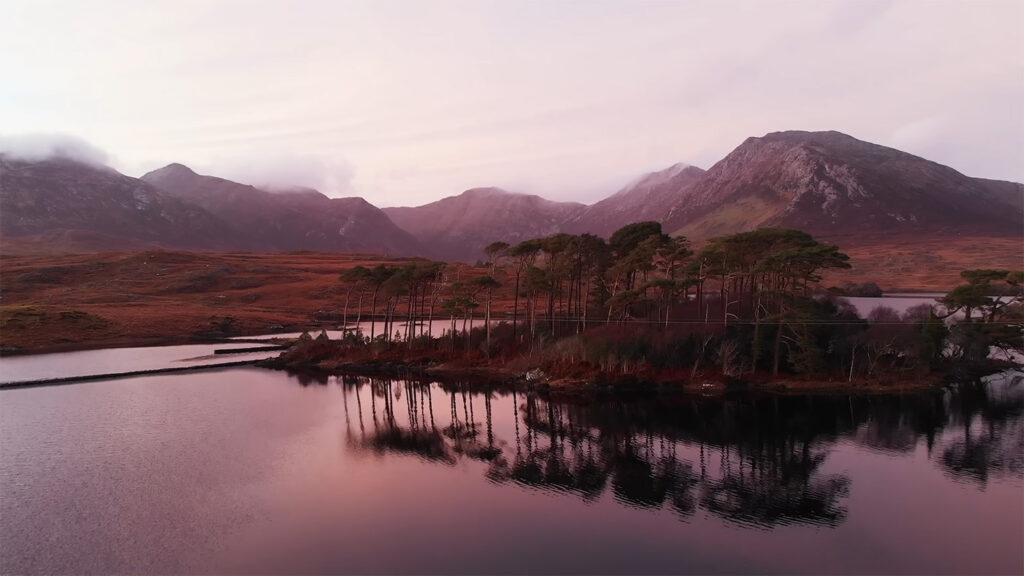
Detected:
left=1, top=331, right=1009, bottom=397
left=258, top=353, right=953, bottom=397
left=0, top=329, right=315, bottom=357
left=0, top=348, right=981, bottom=397
left=0, top=359, right=262, bottom=390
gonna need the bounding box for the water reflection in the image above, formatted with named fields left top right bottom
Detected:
left=309, top=370, right=1023, bottom=530
left=938, top=374, right=1024, bottom=485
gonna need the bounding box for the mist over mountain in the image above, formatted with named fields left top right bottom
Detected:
left=0, top=156, right=233, bottom=251
left=561, top=163, right=706, bottom=238
left=2, top=130, right=1020, bottom=262
left=0, top=156, right=425, bottom=255
left=142, top=163, right=425, bottom=256
left=0, top=134, right=109, bottom=167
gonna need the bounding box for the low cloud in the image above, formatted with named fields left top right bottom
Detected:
left=0, top=133, right=109, bottom=166
left=207, top=150, right=355, bottom=196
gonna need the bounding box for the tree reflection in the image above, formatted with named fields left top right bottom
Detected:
left=937, top=373, right=1024, bottom=485
left=699, top=439, right=849, bottom=527
left=339, top=377, right=456, bottom=464
left=329, top=370, right=1023, bottom=528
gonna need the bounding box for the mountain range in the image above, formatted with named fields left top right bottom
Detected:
left=141, top=163, right=424, bottom=255
left=2, top=130, right=1020, bottom=262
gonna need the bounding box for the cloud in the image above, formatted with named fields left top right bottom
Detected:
left=0, top=133, right=109, bottom=166
left=889, top=117, right=951, bottom=153
left=3, top=1, right=1021, bottom=202
left=204, top=150, right=355, bottom=196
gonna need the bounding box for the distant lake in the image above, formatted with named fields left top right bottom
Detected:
left=234, top=294, right=952, bottom=343
left=1, top=367, right=1020, bottom=574
left=231, top=318, right=495, bottom=342
left=842, top=293, right=944, bottom=316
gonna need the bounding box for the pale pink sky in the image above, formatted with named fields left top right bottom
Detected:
left=1, top=0, right=1021, bottom=206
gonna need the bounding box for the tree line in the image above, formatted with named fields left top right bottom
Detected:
left=334, top=222, right=1022, bottom=381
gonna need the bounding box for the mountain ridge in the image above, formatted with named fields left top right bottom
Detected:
left=140, top=163, right=426, bottom=255
left=561, top=163, right=706, bottom=238
left=661, top=130, right=1023, bottom=242
left=2, top=130, right=1020, bottom=262
left=383, top=187, right=585, bottom=262
left=0, top=156, right=236, bottom=251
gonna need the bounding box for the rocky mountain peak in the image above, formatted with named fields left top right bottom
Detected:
left=158, top=162, right=197, bottom=176
left=663, top=130, right=1022, bottom=241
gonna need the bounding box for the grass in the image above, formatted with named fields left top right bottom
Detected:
left=0, top=249, right=475, bottom=350
left=0, top=235, right=1019, bottom=351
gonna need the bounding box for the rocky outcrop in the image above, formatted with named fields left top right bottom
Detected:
left=661, top=131, right=1023, bottom=242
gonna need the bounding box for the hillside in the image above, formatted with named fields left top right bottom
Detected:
left=0, top=157, right=233, bottom=250
left=562, top=163, right=705, bottom=238
left=383, top=187, right=585, bottom=262
left=383, top=131, right=1020, bottom=261
left=0, top=157, right=427, bottom=256
left=661, top=130, right=1023, bottom=243
left=142, top=163, right=426, bottom=256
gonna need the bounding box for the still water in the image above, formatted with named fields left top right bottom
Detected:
left=229, top=318, right=496, bottom=341
left=1, top=368, right=1021, bottom=574
left=0, top=343, right=283, bottom=384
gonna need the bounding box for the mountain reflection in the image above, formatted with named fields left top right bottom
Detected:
left=318, top=371, right=1024, bottom=529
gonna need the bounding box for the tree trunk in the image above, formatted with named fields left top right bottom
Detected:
left=370, top=289, right=379, bottom=340
left=450, top=313, right=457, bottom=351
left=485, top=289, right=492, bottom=353
left=343, top=287, right=351, bottom=329
left=772, top=311, right=784, bottom=378
left=750, top=294, right=761, bottom=374
left=512, top=269, right=521, bottom=342
left=355, top=290, right=364, bottom=325
left=581, top=277, right=589, bottom=334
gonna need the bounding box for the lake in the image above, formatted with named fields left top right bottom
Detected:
left=229, top=318, right=494, bottom=342
left=1, top=366, right=1021, bottom=574
left=0, top=342, right=283, bottom=385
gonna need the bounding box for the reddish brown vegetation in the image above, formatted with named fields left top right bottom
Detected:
left=1, top=234, right=1018, bottom=353
left=0, top=249, right=443, bottom=351
left=820, top=235, right=1023, bottom=291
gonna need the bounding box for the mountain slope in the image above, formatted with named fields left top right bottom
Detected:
left=662, top=130, right=1023, bottom=243
left=141, top=163, right=426, bottom=256
left=562, top=163, right=705, bottom=238
left=383, top=188, right=585, bottom=262
left=0, top=156, right=234, bottom=250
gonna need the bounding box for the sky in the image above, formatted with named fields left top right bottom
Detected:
left=1, top=0, right=1021, bottom=207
